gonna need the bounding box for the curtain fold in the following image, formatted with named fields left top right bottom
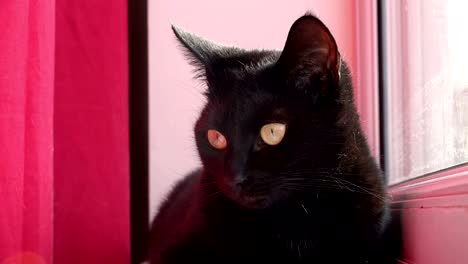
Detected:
left=1, top=0, right=55, bottom=262
left=1, top=0, right=129, bottom=262
left=53, top=0, right=130, bottom=263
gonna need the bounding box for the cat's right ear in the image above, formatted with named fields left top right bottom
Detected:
left=276, top=15, right=341, bottom=94
left=171, top=26, right=220, bottom=80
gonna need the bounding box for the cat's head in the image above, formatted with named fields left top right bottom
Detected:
left=173, top=15, right=363, bottom=209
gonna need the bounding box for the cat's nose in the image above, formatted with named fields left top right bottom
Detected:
left=226, top=173, right=247, bottom=188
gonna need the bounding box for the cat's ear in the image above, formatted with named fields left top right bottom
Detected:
left=171, top=25, right=220, bottom=80
left=277, top=14, right=341, bottom=91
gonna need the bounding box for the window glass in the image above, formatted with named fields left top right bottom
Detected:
left=382, top=0, right=468, bottom=184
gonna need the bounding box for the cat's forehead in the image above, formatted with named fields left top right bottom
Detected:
left=210, top=88, right=272, bottom=113
left=206, top=87, right=287, bottom=129
left=210, top=75, right=278, bottom=109
left=208, top=53, right=282, bottom=97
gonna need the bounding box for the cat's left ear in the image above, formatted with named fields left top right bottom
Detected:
left=277, top=15, right=341, bottom=91
left=171, top=25, right=221, bottom=80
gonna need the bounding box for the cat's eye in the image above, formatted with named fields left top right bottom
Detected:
left=260, top=123, right=286, bottom=146
left=207, top=129, right=227, bottom=150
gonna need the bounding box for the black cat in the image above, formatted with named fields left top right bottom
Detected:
left=149, top=14, right=390, bottom=264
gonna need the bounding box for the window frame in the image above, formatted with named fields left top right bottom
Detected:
left=355, top=0, right=381, bottom=163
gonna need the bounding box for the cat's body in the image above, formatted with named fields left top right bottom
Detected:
left=149, top=15, right=390, bottom=264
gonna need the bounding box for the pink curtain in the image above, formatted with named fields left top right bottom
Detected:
left=0, top=0, right=130, bottom=263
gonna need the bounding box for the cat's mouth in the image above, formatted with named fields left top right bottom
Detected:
left=237, top=194, right=270, bottom=209
left=220, top=183, right=271, bottom=209
left=217, top=172, right=274, bottom=209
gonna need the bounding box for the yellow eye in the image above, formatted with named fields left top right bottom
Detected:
left=207, top=129, right=227, bottom=150
left=260, top=123, right=286, bottom=146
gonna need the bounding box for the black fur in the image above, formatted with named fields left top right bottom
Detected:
left=149, top=14, right=391, bottom=264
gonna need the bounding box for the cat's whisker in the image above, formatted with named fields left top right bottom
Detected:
left=200, top=187, right=222, bottom=204
left=277, top=174, right=385, bottom=201
left=327, top=176, right=386, bottom=201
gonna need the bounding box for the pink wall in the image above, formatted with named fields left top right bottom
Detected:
left=149, top=0, right=359, bottom=216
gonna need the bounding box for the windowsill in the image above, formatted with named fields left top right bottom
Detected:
left=387, top=164, right=468, bottom=264
left=389, top=164, right=468, bottom=207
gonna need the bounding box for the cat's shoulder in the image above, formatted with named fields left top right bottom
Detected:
left=159, top=168, right=202, bottom=210
left=150, top=168, right=203, bottom=237
left=170, top=168, right=202, bottom=196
